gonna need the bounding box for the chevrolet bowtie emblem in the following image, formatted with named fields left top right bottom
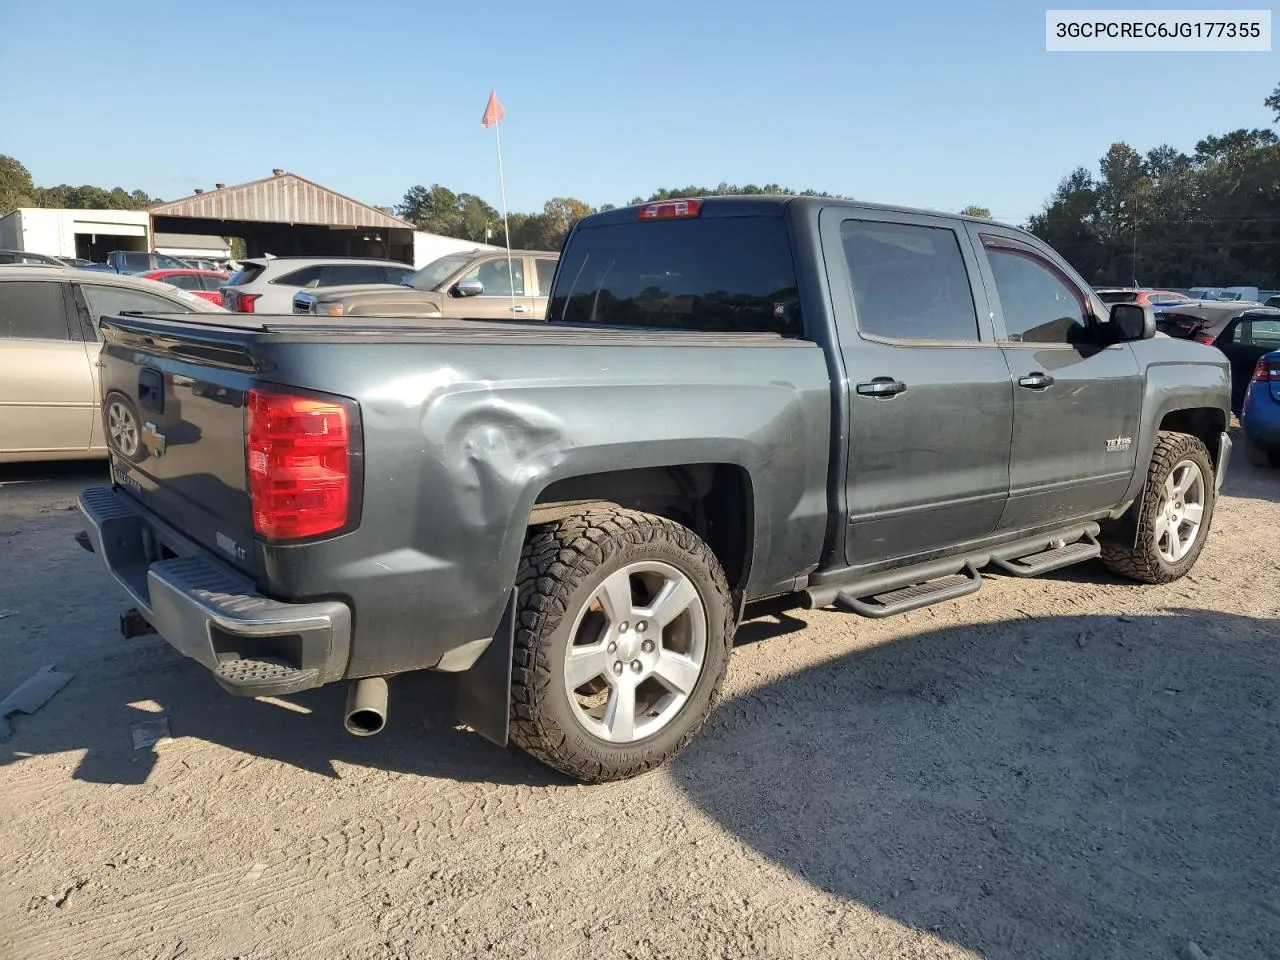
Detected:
left=142, top=421, right=166, bottom=458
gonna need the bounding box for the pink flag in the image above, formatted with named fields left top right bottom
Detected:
left=481, top=90, right=505, bottom=129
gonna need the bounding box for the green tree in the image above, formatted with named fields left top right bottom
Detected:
left=958, top=205, right=991, bottom=218
left=1267, top=82, right=1280, bottom=123
left=0, top=155, right=36, bottom=214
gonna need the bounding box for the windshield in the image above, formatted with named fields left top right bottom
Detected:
left=406, top=253, right=472, bottom=290
left=548, top=215, right=803, bottom=336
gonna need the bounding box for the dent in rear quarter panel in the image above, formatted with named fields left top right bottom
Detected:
left=1112, top=338, right=1231, bottom=516
left=253, top=336, right=832, bottom=678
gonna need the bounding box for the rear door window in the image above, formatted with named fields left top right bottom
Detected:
left=322, top=264, right=388, bottom=286
left=1237, top=318, right=1280, bottom=347
left=549, top=216, right=802, bottom=336
left=841, top=220, right=979, bottom=342
left=273, top=266, right=324, bottom=287
left=163, top=274, right=203, bottom=291
left=0, top=281, right=70, bottom=340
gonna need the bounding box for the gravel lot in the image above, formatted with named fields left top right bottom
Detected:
left=2, top=441, right=1278, bottom=960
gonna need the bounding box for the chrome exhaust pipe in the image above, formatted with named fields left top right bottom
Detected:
left=344, top=677, right=388, bottom=736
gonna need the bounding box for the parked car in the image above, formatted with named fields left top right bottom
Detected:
left=1094, top=287, right=1191, bottom=307
left=142, top=268, right=232, bottom=307
left=1153, top=301, right=1280, bottom=411
left=1240, top=350, right=1280, bottom=468
left=0, top=266, right=225, bottom=463
left=79, top=251, right=194, bottom=275
left=293, top=248, right=559, bottom=320
left=1266, top=295, right=1280, bottom=309
left=221, top=256, right=417, bottom=313
left=78, top=195, right=1231, bottom=783
left=0, top=249, right=64, bottom=266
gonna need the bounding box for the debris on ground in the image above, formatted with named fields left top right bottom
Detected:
left=1179, top=940, right=1211, bottom=960
left=0, top=664, right=74, bottom=739
left=130, top=716, right=172, bottom=750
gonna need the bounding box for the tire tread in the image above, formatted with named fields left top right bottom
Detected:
left=508, top=507, right=733, bottom=783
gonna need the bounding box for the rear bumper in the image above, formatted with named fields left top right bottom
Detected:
left=78, top=485, right=351, bottom=697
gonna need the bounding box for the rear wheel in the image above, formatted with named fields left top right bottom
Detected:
left=509, top=507, right=733, bottom=783
left=1101, top=431, right=1216, bottom=584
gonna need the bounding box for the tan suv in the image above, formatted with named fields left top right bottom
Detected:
left=0, top=266, right=224, bottom=463
left=293, top=248, right=559, bottom=320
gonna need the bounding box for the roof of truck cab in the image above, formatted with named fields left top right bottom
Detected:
left=581, top=194, right=1020, bottom=230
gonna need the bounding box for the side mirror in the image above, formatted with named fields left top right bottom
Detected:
left=454, top=279, right=484, bottom=298
left=1108, top=303, right=1156, bottom=342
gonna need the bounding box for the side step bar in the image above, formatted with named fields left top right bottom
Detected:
left=988, top=534, right=1100, bottom=578
left=836, top=563, right=981, bottom=619
left=803, top=522, right=1103, bottom=619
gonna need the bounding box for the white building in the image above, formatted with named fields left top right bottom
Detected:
left=412, top=230, right=501, bottom=268
left=153, top=232, right=233, bottom=264
left=0, top=208, right=151, bottom=262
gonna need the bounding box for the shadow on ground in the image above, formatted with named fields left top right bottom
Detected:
left=0, top=649, right=566, bottom=788
left=672, top=609, right=1280, bottom=960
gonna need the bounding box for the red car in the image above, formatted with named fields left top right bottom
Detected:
left=141, top=269, right=230, bottom=307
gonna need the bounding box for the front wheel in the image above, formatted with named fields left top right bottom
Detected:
left=1101, top=431, right=1216, bottom=584
left=509, top=508, right=733, bottom=783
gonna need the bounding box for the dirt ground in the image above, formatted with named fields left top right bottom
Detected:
left=1, top=442, right=1277, bottom=960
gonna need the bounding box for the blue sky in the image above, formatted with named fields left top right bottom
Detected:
left=2, top=0, right=1275, bottom=223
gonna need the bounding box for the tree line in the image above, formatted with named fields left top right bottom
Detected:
left=0, top=155, right=159, bottom=214
left=1028, top=82, right=1280, bottom=287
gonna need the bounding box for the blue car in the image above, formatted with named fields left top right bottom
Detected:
left=1241, top=349, right=1280, bottom=468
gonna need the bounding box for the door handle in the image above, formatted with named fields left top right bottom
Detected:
left=855, top=378, right=907, bottom=398
left=509, top=305, right=529, bottom=314
left=1017, top=372, right=1055, bottom=390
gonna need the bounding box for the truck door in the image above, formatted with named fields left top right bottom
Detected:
left=966, top=226, right=1143, bottom=531
left=820, top=209, right=1013, bottom=567
left=448, top=256, right=538, bottom=319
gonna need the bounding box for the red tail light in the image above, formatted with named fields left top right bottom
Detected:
left=1252, top=358, right=1278, bottom=382
left=236, top=293, right=261, bottom=313
left=1193, top=333, right=1216, bottom=345
left=246, top=388, right=360, bottom=540
left=639, top=199, right=702, bottom=221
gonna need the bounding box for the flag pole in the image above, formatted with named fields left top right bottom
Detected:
left=493, top=116, right=515, bottom=315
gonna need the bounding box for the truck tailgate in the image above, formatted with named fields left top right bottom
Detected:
left=99, top=318, right=260, bottom=576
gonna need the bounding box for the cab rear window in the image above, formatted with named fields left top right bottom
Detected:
left=548, top=217, right=803, bottom=337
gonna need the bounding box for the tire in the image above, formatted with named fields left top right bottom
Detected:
left=104, top=392, right=146, bottom=464
left=1242, top=434, right=1280, bottom=469
left=509, top=507, right=733, bottom=783
left=1101, top=431, right=1216, bottom=584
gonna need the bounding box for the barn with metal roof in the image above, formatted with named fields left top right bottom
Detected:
left=149, top=169, right=417, bottom=264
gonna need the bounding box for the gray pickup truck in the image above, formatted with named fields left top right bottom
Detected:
left=77, top=196, right=1232, bottom=783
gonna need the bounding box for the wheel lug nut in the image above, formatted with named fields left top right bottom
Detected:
left=641, top=639, right=654, bottom=653
left=619, top=621, right=629, bottom=632
left=636, top=621, right=647, bottom=633
left=607, top=642, right=617, bottom=654
left=612, top=661, right=623, bottom=675
left=630, top=660, right=643, bottom=674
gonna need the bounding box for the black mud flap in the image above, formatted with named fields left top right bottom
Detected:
left=453, top=592, right=515, bottom=747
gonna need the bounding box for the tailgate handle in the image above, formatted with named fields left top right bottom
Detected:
left=138, top=369, right=164, bottom=413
